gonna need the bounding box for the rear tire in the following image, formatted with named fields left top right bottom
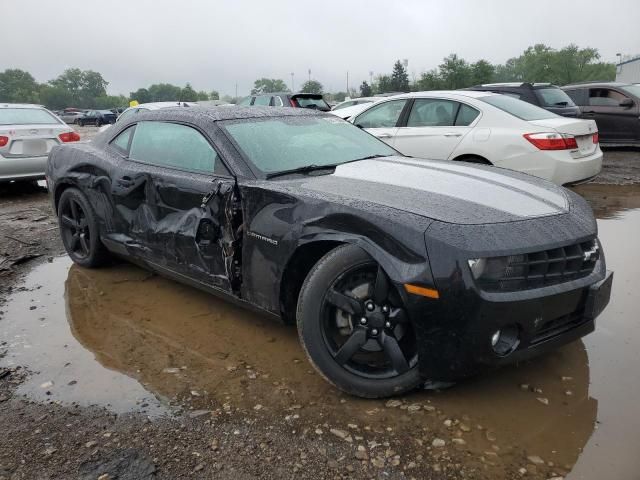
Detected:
left=95, top=118, right=101, bottom=127
left=58, top=188, right=110, bottom=268
left=297, top=244, right=421, bottom=398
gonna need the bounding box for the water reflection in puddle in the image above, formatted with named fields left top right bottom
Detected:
left=1, top=183, right=639, bottom=478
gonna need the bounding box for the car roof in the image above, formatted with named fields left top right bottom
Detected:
left=0, top=103, right=46, bottom=109
left=134, top=105, right=324, bottom=123
left=131, top=101, right=197, bottom=110
left=387, top=90, right=495, bottom=100
left=562, top=81, right=632, bottom=88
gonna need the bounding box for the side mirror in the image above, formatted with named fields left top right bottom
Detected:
left=620, top=98, right=634, bottom=108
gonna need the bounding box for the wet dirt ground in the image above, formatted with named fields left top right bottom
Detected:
left=1, top=141, right=640, bottom=479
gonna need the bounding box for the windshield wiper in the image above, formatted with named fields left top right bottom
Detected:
left=265, top=155, right=390, bottom=179
left=266, top=164, right=338, bottom=179
left=349, top=154, right=389, bottom=161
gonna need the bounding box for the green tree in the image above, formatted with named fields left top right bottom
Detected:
left=439, top=54, right=471, bottom=89
left=470, top=60, right=495, bottom=85
left=390, top=60, right=409, bottom=92
left=180, top=83, right=198, bottom=101
left=49, top=68, right=108, bottom=106
left=415, top=69, right=444, bottom=91
left=209, top=90, right=220, bottom=100
left=94, top=95, right=128, bottom=109
left=359, top=81, right=372, bottom=97
left=129, top=88, right=152, bottom=103
left=375, top=74, right=394, bottom=94
left=0, top=69, right=40, bottom=103
left=328, top=91, right=347, bottom=102
left=300, top=80, right=323, bottom=94
left=148, top=83, right=182, bottom=101
left=39, top=85, right=74, bottom=110
left=251, top=78, right=289, bottom=94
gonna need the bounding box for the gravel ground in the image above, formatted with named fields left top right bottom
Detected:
left=0, top=138, right=638, bottom=479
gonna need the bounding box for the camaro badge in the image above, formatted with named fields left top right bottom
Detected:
left=247, top=230, right=279, bottom=246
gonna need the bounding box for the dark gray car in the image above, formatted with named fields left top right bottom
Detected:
left=466, top=83, right=581, bottom=117
left=562, top=82, right=640, bottom=146
left=238, top=92, right=330, bottom=111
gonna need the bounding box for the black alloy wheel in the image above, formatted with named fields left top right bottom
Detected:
left=58, top=188, right=109, bottom=268
left=297, top=244, right=421, bottom=398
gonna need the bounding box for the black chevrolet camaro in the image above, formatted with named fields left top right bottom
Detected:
left=47, top=107, right=613, bottom=398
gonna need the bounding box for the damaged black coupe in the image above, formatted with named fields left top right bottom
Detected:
left=47, top=107, right=613, bottom=398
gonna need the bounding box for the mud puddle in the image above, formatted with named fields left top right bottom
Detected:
left=1, top=184, right=640, bottom=478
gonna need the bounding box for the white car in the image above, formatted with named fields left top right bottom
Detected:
left=330, top=99, right=383, bottom=120
left=350, top=91, right=603, bottom=185
left=0, top=103, right=80, bottom=183
left=332, top=97, right=377, bottom=111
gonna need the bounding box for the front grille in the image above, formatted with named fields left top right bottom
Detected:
left=531, top=310, right=588, bottom=345
left=477, top=239, right=599, bottom=292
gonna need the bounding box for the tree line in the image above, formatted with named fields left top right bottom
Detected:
left=0, top=43, right=615, bottom=109
left=0, top=68, right=222, bottom=110
left=247, top=44, right=615, bottom=102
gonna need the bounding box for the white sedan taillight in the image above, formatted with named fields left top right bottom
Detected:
left=523, top=132, right=578, bottom=150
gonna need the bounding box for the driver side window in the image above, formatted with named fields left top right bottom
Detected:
left=355, top=100, right=407, bottom=128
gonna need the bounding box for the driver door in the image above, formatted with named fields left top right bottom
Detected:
left=108, top=121, right=237, bottom=292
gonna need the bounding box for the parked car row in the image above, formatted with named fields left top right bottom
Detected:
left=46, top=106, right=613, bottom=398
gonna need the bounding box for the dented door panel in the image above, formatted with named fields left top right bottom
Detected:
left=109, top=159, right=237, bottom=292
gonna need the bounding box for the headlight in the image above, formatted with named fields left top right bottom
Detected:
left=467, top=258, right=486, bottom=279
left=467, top=255, right=526, bottom=281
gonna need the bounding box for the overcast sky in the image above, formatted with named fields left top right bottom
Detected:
left=3, top=0, right=638, bottom=97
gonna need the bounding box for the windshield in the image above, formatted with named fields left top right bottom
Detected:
left=480, top=94, right=558, bottom=121
left=621, top=85, right=640, bottom=98
left=0, top=108, right=61, bottom=125
left=534, top=87, right=576, bottom=107
left=221, top=115, right=396, bottom=176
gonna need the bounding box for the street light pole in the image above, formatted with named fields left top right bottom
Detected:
left=291, top=72, right=295, bottom=92
left=346, top=71, right=349, bottom=96
left=308, top=69, right=311, bottom=82
left=235, top=83, right=238, bottom=100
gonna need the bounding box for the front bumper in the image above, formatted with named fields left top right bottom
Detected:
left=407, top=268, right=612, bottom=381
left=0, top=154, right=48, bottom=182
left=411, top=205, right=610, bottom=381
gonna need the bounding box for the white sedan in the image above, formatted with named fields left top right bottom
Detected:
left=350, top=90, right=602, bottom=185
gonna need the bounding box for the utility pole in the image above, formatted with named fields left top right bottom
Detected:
left=290, top=72, right=295, bottom=92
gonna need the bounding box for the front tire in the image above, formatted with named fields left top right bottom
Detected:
left=297, top=244, right=421, bottom=398
left=58, top=188, right=110, bottom=268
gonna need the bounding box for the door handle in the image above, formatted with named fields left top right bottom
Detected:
left=443, top=133, right=462, bottom=137
left=117, top=176, right=135, bottom=188
left=376, top=133, right=392, bottom=138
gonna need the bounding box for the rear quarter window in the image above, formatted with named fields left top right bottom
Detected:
left=480, top=95, right=557, bottom=121
left=534, top=88, right=576, bottom=108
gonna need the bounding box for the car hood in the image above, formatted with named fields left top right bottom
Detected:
left=295, top=156, right=569, bottom=225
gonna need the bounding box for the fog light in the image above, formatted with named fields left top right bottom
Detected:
left=490, top=325, right=520, bottom=356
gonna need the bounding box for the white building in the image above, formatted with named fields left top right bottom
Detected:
left=616, top=56, right=640, bottom=83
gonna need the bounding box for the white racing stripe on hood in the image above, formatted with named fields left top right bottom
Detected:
left=333, top=158, right=568, bottom=218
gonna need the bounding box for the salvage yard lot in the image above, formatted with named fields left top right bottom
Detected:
left=1, top=133, right=639, bottom=478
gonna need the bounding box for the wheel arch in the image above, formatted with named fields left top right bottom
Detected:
left=278, top=233, right=432, bottom=324
left=452, top=153, right=492, bottom=165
